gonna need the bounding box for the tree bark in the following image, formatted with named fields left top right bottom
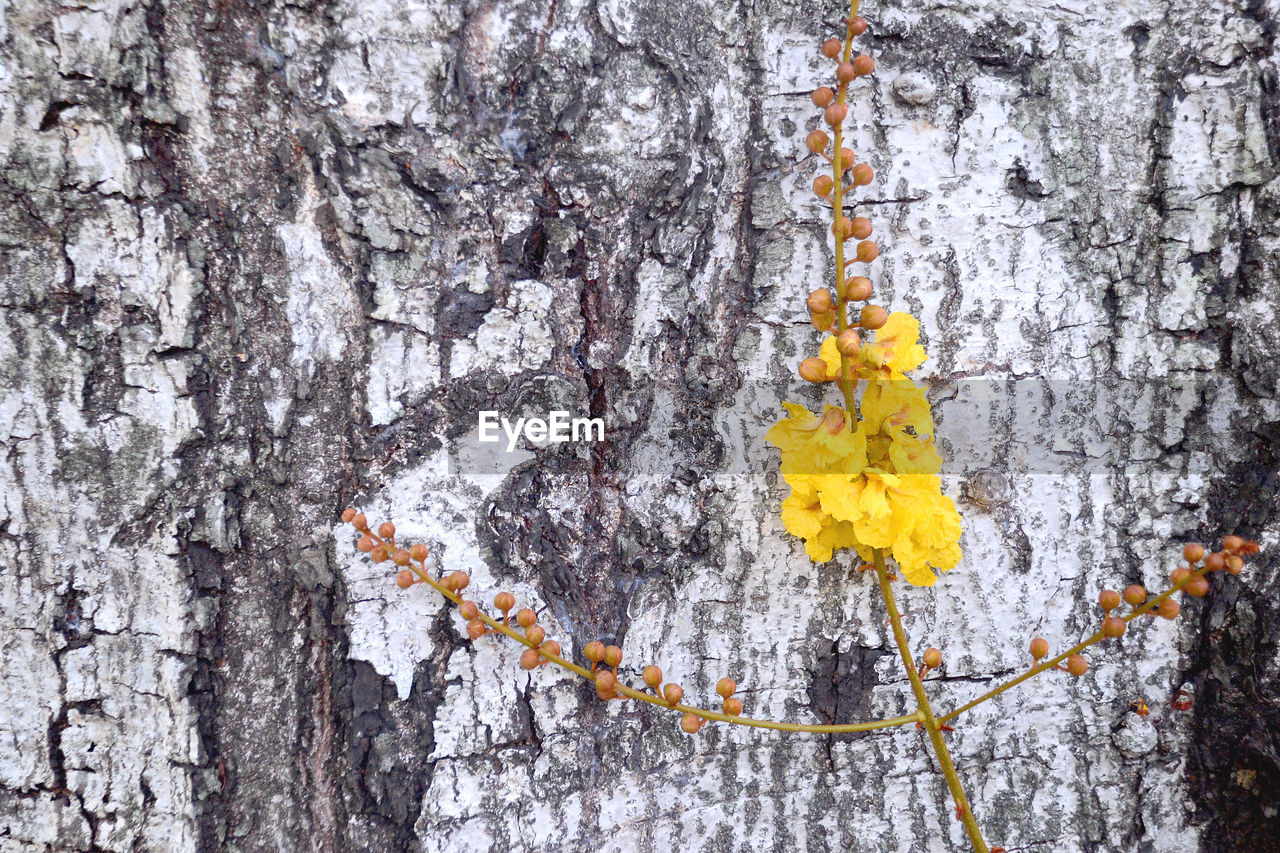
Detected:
left=1, top=0, right=1277, bottom=851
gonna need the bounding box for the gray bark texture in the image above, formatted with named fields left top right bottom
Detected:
left=1, top=0, right=1279, bottom=850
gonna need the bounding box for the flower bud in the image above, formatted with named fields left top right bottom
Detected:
left=1204, top=552, right=1226, bottom=572
left=1122, top=585, right=1146, bottom=607
left=807, top=289, right=835, bottom=314
left=1226, top=555, right=1244, bottom=574
left=377, top=522, right=396, bottom=539
left=342, top=508, right=357, bottom=523
left=824, top=103, right=848, bottom=127
left=813, top=174, right=834, bottom=197
left=1158, top=599, right=1181, bottom=619
left=466, top=619, right=486, bottom=640
left=799, top=358, right=831, bottom=383
left=395, top=570, right=415, bottom=589
left=356, top=536, right=375, bottom=553
left=1065, top=655, right=1088, bottom=676
left=663, top=683, right=684, bottom=706
left=723, top=697, right=744, bottom=716
left=448, top=571, right=469, bottom=591
left=805, top=129, right=830, bottom=154
left=604, top=645, right=624, bottom=668
left=811, top=86, right=835, bottom=107
left=584, top=641, right=606, bottom=663
left=1182, top=543, right=1206, bottom=563
left=540, top=640, right=561, bottom=657
left=370, top=546, right=388, bottom=563
left=520, top=648, right=541, bottom=670
left=494, top=592, right=515, bottom=612
left=836, top=329, right=862, bottom=357
left=459, top=600, right=480, bottom=620
left=860, top=305, right=888, bottom=329
left=1029, top=637, right=1049, bottom=660
left=1101, top=616, right=1126, bottom=638
left=848, top=16, right=867, bottom=36
left=516, top=608, right=537, bottom=628
left=922, top=647, right=942, bottom=669
left=810, top=309, right=836, bottom=332
left=821, top=38, right=842, bottom=59
left=352, top=513, right=368, bottom=531
left=1222, top=535, right=1246, bottom=555
left=856, top=240, right=879, bottom=262
left=849, top=217, right=872, bottom=239
left=392, top=549, right=411, bottom=566
left=595, top=670, right=617, bottom=694
left=680, top=712, right=703, bottom=734
left=525, top=625, right=546, bottom=646
left=1170, top=567, right=1192, bottom=587
left=1097, top=589, right=1121, bottom=612
left=852, top=54, right=875, bottom=76
left=836, top=147, right=856, bottom=172
left=843, top=276, right=872, bottom=301
left=1184, top=576, right=1209, bottom=598
left=716, top=678, right=737, bottom=699
left=836, top=62, right=856, bottom=83
left=409, top=543, right=429, bottom=561
left=851, top=163, right=874, bottom=186
left=643, top=665, right=663, bottom=689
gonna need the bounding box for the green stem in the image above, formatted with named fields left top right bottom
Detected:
left=831, top=1, right=859, bottom=418
left=874, top=549, right=989, bottom=853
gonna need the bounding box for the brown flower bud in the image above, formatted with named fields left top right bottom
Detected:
left=852, top=54, right=875, bottom=76
left=1065, top=654, right=1088, bottom=677
left=466, top=619, right=487, bottom=640
left=813, top=174, right=834, bottom=197
left=356, top=536, right=375, bottom=553
left=370, top=546, right=389, bottom=563
left=811, top=86, right=835, bottom=107
left=663, top=683, right=684, bottom=706
left=493, top=592, right=515, bottom=612
left=849, top=217, right=872, bottom=239
left=836, top=147, right=856, bottom=172
left=1029, top=637, right=1049, bottom=660
left=799, top=357, right=831, bottom=383
left=643, top=665, right=663, bottom=689
left=1184, top=576, right=1209, bottom=598
left=540, top=640, right=561, bottom=658
left=1170, top=567, right=1192, bottom=587
left=448, top=571, right=470, bottom=591
left=516, top=608, right=537, bottom=628
left=856, top=240, right=879, bottom=262
left=1226, top=555, right=1244, bottom=574
left=922, top=647, right=942, bottom=669
left=716, top=678, right=737, bottom=699
left=409, top=543, right=429, bottom=561
left=860, top=305, right=888, bottom=329
left=377, top=522, right=396, bottom=539
left=680, top=712, right=703, bottom=734
left=1222, top=535, right=1246, bottom=555
left=341, top=508, right=357, bottom=523
left=352, top=513, right=369, bottom=531
left=851, top=163, right=874, bottom=186
left=843, top=276, right=872, bottom=301
left=525, top=625, right=546, bottom=646
left=584, top=640, right=606, bottom=663
left=1182, top=543, right=1206, bottom=563
left=805, top=129, right=830, bottom=154
left=848, top=16, right=867, bottom=36
left=604, top=645, right=624, bottom=669
left=807, top=289, right=835, bottom=314
left=1204, top=552, right=1226, bottom=572
left=810, top=309, right=836, bottom=332
left=836, top=61, right=856, bottom=83
left=594, top=670, right=617, bottom=694
left=459, top=600, right=480, bottom=620
left=723, top=697, right=744, bottom=716
left=821, top=38, right=843, bottom=59
left=1097, top=589, right=1121, bottom=612
left=392, top=549, right=411, bottom=566
left=395, top=570, right=415, bottom=589
left=520, top=648, right=541, bottom=670
left=1122, top=585, right=1146, bottom=607
left=836, top=329, right=862, bottom=357
left=1101, top=616, right=1126, bottom=638
left=824, top=103, right=848, bottom=126
left=1158, top=599, right=1181, bottom=619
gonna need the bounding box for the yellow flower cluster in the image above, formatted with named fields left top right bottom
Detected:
left=767, top=312, right=961, bottom=586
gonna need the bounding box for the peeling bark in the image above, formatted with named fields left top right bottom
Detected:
left=1, top=0, right=1278, bottom=851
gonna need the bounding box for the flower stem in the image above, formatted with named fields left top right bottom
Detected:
left=874, top=548, right=989, bottom=853
left=831, top=1, right=859, bottom=418
left=936, top=563, right=1213, bottom=725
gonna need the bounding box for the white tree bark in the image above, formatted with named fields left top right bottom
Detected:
left=1, top=0, right=1278, bottom=850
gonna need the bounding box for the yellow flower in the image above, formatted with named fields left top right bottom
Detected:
left=862, top=379, right=941, bottom=475
left=766, top=403, right=867, bottom=477
left=883, top=475, right=963, bottom=586
left=861, top=312, right=927, bottom=377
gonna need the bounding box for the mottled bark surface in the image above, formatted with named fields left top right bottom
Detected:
left=1, top=0, right=1278, bottom=851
